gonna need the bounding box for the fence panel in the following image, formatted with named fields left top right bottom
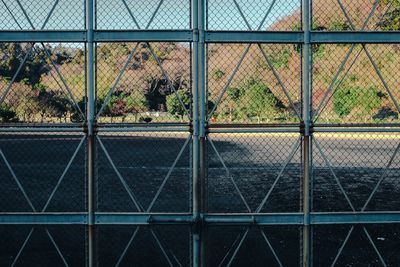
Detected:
left=1, top=0, right=400, bottom=266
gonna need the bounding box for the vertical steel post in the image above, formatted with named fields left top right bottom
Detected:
left=192, top=0, right=201, bottom=266
left=198, top=0, right=207, bottom=265
left=86, top=0, right=95, bottom=266
left=302, top=0, right=312, bottom=266
left=192, top=0, right=206, bottom=266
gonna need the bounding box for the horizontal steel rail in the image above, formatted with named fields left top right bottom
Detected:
left=205, top=31, right=304, bottom=43
left=0, top=30, right=87, bottom=42
left=1, top=212, right=400, bottom=225
left=97, top=126, right=190, bottom=133
left=314, top=127, right=400, bottom=133
left=206, top=212, right=400, bottom=225
left=2, top=127, right=399, bottom=134
left=209, top=127, right=300, bottom=133
left=2, top=30, right=400, bottom=44
left=94, top=30, right=193, bottom=42
left=311, top=31, right=400, bottom=43
left=1, top=126, right=399, bottom=133
left=315, top=123, right=400, bottom=128
left=98, top=122, right=190, bottom=127
left=0, top=213, right=88, bottom=224
left=210, top=123, right=300, bottom=128
left=95, top=213, right=194, bottom=225
left=205, top=213, right=304, bottom=225
left=310, top=212, right=400, bottom=225
left=0, top=127, right=84, bottom=133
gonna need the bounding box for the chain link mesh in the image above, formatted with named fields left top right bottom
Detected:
left=207, top=0, right=301, bottom=31
left=0, top=42, right=86, bottom=125
left=313, top=224, right=400, bottom=266
left=313, top=132, right=400, bottom=212
left=96, top=132, right=192, bottom=213
left=207, top=225, right=301, bottom=266
left=207, top=133, right=301, bottom=213
left=96, top=0, right=191, bottom=29
left=0, top=225, right=86, bottom=266
left=97, top=225, right=191, bottom=267
left=0, top=0, right=85, bottom=30
left=1, top=0, right=400, bottom=266
left=0, top=132, right=86, bottom=212
left=96, top=42, right=191, bottom=124
left=312, top=44, right=400, bottom=125
left=312, top=0, right=400, bottom=31
left=207, top=43, right=301, bottom=124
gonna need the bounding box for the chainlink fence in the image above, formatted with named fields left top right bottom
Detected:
left=0, top=0, right=400, bottom=266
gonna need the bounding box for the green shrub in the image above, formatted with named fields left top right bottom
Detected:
left=213, top=69, right=225, bottom=80
left=243, top=78, right=285, bottom=122
left=270, top=48, right=292, bottom=68
left=333, top=86, right=383, bottom=117
left=329, top=20, right=351, bottom=31
left=378, top=0, right=400, bottom=30
left=103, top=90, right=148, bottom=122
left=166, top=89, right=190, bottom=121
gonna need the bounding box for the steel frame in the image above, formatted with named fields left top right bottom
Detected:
left=2, top=212, right=400, bottom=225
left=3, top=31, right=400, bottom=44
left=1, top=0, right=400, bottom=266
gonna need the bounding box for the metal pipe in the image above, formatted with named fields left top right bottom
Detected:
left=302, top=136, right=311, bottom=266
left=98, top=122, right=190, bottom=127
left=209, top=128, right=300, bottom=134
left=1, top=212, right=400, bottom=225
left=0, top=128, right=84, bottom=133
left=192, top=0, right=201, bottom=266
left=4, top=31, right=400, bottom=44
left=86, top=0, right=95, bottom=266
left=210, top=123, right=300, bottom=128
left=314, top=127, right=400, bottom=133
left=198, top=0, right=207, bottom=265
left=302, top=0, right=312, bottom=266
left=97, top=127, right=190, bottom=133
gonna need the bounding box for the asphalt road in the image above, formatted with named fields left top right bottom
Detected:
left=0, top=133, right=399, bottom=266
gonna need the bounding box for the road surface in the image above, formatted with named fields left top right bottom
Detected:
left=0, top=132, right=399, bottom=266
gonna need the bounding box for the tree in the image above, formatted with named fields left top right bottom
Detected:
left=98, top=43, right=130, bottom=68
left=125, top=91, right=148, bottom=122
left=244, top=79, right=285, bottom=123
left=0, top=43, right=22, bottom=81
left=166, top=89, right=190, bottom=121
left=72, top=49, right=85, bottom=65
left=226, top=86, right=246, bottom=122
left=48, top=94, right=72, bottom=122
left=70, top=97, right=97, bottom=123
left=12, top=85, right=51, bottom=123
left=16, top=96, right=41, bottom=122
left=103, top=90, right=148, bottom=122
left=0, top=43, right=49, bottom=87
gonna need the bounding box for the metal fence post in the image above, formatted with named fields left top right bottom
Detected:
left=198, top=0, right=207, bottom=265
left=192, top=0, right=201, bottom=266
left=302, top=0, right=312, bottom=266
left=86, top=0, right=96, bottom=266
left=192, top=0, right=206, bottom=266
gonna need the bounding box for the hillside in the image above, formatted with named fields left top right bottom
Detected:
left=1, top=0, right=399, bottom=124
